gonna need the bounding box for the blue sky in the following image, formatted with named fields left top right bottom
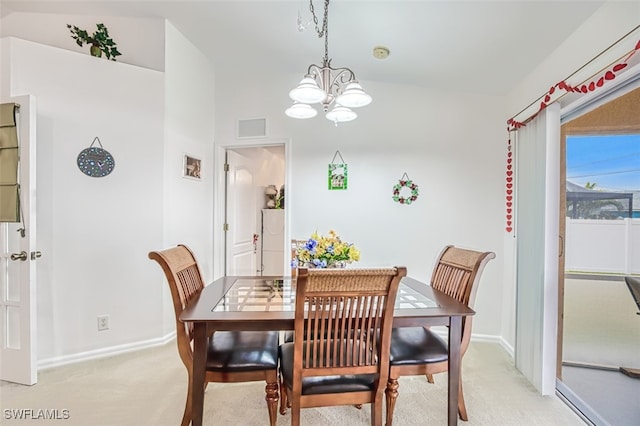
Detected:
left=566, top=134, right=640, bottom=191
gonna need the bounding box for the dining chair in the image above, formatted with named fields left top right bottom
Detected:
left=385, top=245, right=495, bottom=425
left=279, top=266, right=407, bottom=426
left=623, top=275, right=640, bottom=315
left=148, top=244, right=279, bottom=426
left=620, top=276, right=640, bottom=378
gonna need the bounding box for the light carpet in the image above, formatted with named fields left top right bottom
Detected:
left=0, top=341, right=585, bottom=425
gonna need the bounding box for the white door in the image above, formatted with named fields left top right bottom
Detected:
left=0, top=95, right=38, bottom=385
left=225, top=150, right=258, bottom=275
left=261, top=209, right=285, bottom=275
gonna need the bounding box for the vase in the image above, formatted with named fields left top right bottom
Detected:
left=298, top=261, right=346, bottom=269
left=90, top=45, right=102, bottom=57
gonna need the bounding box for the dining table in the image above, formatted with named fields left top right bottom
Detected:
left=180, top=274, right=475, bottom=426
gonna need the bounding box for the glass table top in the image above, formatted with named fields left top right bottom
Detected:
left=212, top=278, right=438, bottom=313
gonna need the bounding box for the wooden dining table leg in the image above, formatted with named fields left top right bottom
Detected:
left=448, top=315, right=462, bottom=426
left=191, top=322, right=207, bottom=426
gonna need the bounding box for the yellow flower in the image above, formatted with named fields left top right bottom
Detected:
left=294, top=230, right=360, bottom=268
left=350, top=247, right=360, bottom=261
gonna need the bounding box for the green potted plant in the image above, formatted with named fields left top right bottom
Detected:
left=67, top=23, right=121, bottom=61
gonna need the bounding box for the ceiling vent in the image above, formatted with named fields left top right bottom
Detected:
left=237, top=118, right=267, bottom=139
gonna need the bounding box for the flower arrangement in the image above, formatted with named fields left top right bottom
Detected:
left=294, top=230, right=360, bottom=269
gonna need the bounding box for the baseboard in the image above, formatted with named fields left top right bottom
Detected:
left=431, top=329, right=515, bottom=358
left=37, top=331, right=176, bottom=370
left=472, top=333, right=515, bottom=358
left=37, top=330, right=515, bottom=370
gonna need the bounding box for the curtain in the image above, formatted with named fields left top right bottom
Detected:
left=0, top=102, right=19, bottom=222
left=514, top=103, right=560, bottom=395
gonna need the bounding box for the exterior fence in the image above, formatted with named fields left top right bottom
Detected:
left=565, top=218, right=640, bottom=275
left=564, top=218, right=640, bottom=368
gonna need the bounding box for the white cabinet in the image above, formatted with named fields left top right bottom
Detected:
left=261, top=209, right=284, bottom=275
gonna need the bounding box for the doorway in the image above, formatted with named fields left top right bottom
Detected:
left=224, top=145, right=287, bottom=276
left=0, top=96, right=37, bottom=385
left=556, top=87, right=640, bottom=425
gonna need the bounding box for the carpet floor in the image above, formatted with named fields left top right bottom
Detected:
left=1, top=341, right=585, bottom=425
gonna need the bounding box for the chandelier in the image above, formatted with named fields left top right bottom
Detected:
left=285, top=0, right=372, bottom=125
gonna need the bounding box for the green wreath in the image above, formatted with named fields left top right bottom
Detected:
left=392, top=180, right=419, bottom=205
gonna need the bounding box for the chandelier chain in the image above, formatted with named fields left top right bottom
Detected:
left=309, top=0, right=330, bottom=63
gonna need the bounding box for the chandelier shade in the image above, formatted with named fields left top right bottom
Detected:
left=285, top=0, right=371, bottom=125
left=325, top=105, right=357, bottom=123
left=336, top=82, right=372, bottom=108
left=289, top=75, right=326, bottom=104
left=285, top=102, right=318, bottom=119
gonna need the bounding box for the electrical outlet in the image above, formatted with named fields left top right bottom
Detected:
left=97, top=315, right=110, bottom=331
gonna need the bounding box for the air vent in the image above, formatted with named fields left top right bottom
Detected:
left=237, top=118, right=267, bottom=139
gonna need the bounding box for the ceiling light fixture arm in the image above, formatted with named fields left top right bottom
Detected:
left=306, top=62, right=357, bottom=111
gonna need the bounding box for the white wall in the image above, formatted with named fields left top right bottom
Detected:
left=1, top=20, right=216, bottom=364
left=1, top=37, right=165, bottom=362
left=214, top=66, right=507, bottom=340
left=159, top=22, right=216, bottom=336
left=0, top=12, right=165, bottom=71
left=162, top=22, right=215, bottom=276
left=506, top=2, right=640, bottom=116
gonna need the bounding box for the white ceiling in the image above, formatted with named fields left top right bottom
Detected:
left=2, top=1, right=606, bottom=95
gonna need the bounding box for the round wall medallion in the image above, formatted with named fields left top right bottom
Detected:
left=77, top=137, right=115, bottom=177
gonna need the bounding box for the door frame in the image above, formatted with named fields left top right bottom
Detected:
left=557, top=74, right=640, bottom=379
left=213, top=139, right=291, bottom=280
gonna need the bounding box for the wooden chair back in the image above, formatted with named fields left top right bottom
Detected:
left=430, top=245, right=496, bottom=353
left=148, top=244, right=204, bottom=368
left=293, top=267, right=406, bottom=394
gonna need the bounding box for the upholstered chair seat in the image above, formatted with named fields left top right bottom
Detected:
left=283, top=330, right=294, bottom=343
left=388, top=327, right=449, bottom=367
left=207, top=330, right=279, bottom=372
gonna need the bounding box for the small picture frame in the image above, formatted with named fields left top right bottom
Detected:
left=183, top=154, right=202, bottom=180
left=328, top=163, right=348, bottom=190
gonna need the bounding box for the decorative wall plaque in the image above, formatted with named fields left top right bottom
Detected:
left=328, top=150, right=348, bottom=190
left=77, top=137, right=115, bottom=177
